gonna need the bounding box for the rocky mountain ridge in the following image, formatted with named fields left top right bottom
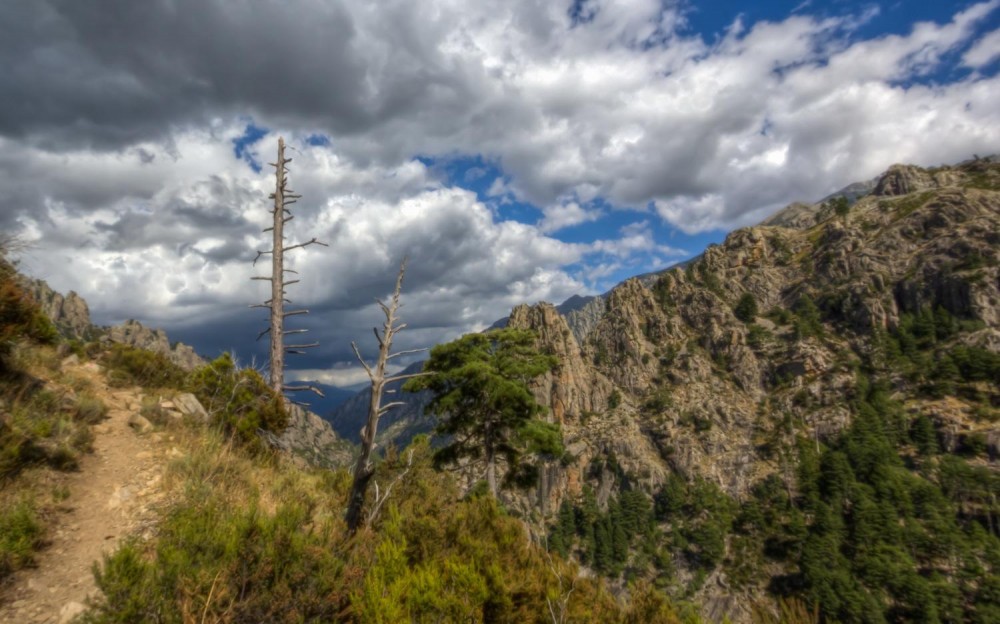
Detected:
left=19, top=277, right=205, bottom=371
left=327, top=156, right=1000, bottom=621
left=506, top=156, right=1000, bottom=619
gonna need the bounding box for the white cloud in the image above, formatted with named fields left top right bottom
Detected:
left=537, top=201, right=602, bottom=233
left=963, top=28, right=1000, bottom=68
left=588, top=221, right=685, bottom=258
left=14, top=128, right=591, bottom=373
left=4, top=0, right=1000, bottom=382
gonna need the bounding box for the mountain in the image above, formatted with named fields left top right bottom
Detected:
left=506, top=156, right=1000, bottom=621
left=292, top=381, right=358, bottom=418
left=329, top=156, right=1000, bottom=622
left=328, top=361, right=435, bottom=446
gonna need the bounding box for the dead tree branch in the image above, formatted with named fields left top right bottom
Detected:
left=345, top=258, right=419, bottom=532
left=365, top=449, right=415, bottom=528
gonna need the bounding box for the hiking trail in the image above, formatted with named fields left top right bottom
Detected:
left=0, top=361, right=175, bottom=624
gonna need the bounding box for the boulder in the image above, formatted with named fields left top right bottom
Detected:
left=172, top=393, right=209, bottom=423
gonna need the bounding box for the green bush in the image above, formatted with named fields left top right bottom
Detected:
left=747, top=324, right=772, bottom=348
left=1, top=258, right=58, bottom=371
left=792, top=295, right=824, bottom=339
left=87, top=498, right=345, bottom=623
left=74, top=394, right=109, bottom=424
left=830, top=196, right=850, bottom=217
left=87, top=435, right=636, bottom=623
left=733, top=293, right=759, bottom=323
left=0, top=496, right=43, bottom=580
left=608, top=389, right=622, bottom=409
left=188, top=354, right=288, bottom=449
left=1, top=386, right=93, bottom=479
left=102, top=344, right=187, bottom=389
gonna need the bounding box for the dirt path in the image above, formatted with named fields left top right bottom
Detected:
left=0, top=363, right=172, bottom=624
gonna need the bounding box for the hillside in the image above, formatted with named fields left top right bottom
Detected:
left=0, top=248, right=682, bottom=623
left=332, top=156, right=1000, bottom=622
left=504, top=157, right=1000, bottom=622
left=2, top=156, right=998, bottom=623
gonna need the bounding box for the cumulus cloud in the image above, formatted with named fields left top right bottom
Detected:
left=2, top=0, right=999, bottom=383
left=13, top=128, right=589, bottom=373
left=538, top=201, right=602, bottom=233
left=963, top=28, right=1000, bottom=68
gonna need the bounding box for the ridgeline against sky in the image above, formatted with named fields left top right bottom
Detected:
left=2, top=0, right=998, bottom=386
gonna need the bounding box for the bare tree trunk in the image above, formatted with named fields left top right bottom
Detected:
left=269, top=138, right=287, bottom=395
left=345, top=259, right=428, bottom=532
left=486, top=446, right=498, bottom=499
left=251, top=137, right=327, bottom=403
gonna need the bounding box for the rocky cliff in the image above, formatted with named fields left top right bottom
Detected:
left=102, top=319, right=205, bottom=371
left=21, top=277, right=206, bottom=371
left=20, top=278, right=93, bottom=340
left=271, top=403, right=355, bottom=469
left=502, top=157, right=1000, bottom=619
left=327, top=156, right=1000, bottom=620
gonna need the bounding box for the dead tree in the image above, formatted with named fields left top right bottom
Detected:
left=251, top=137, right=328, bottom=400
left=344, top=259, right=428, bottom=532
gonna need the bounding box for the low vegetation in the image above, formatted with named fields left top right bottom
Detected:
left=83, top=432, right=678, bottom=623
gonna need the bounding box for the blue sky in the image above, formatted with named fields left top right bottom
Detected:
left=4, top=0, right=1000, bottom=386
left=223, top=0, right=1000, bottom=296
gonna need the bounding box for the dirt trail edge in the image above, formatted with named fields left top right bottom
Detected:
left=0, top=362, right=172, bottom=624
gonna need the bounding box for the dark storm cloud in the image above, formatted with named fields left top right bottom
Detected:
left=0, top=0, right=371, bottom=149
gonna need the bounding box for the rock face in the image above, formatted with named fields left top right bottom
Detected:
left=492, top=158, right=999, bottom=620
left=272, top=404, right=354, bottom=469
left=20, top=278, right=93, bottom=340
left=509, top=303, right=614, bottom=423
left=19, top=277, right=207, bottom=371
left=558, top=294, right=606, bottom=344
left=328, top=157, right=1000, bottom=620
left=103, top=319, right=205, bottom=371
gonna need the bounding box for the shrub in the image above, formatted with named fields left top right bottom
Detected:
left=74, top=394, right=109, bottom=424
left=87, top=434, right=631, bottom=623
left=608, top=389, right=622, bottom=409
left=792, top=295, right=824, bottom=339
left=1, top=385, right=93, bottom=479
left=0, top=496, right=43, bottom=580
left=0, top=258, right=58, bottom=371
left=830, top=196, right=850, bottom=217
left=734, top=293, right=759, bottom=323
left=102, top=344, right=187, bottom=389
left=747, top=324, right=772, bottom=348
left=188, top=354, right=288, bottom=449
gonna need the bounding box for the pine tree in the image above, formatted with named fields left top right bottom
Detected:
left=405, top=328, right=559, bottom=498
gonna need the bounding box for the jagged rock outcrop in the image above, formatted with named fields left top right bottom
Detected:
left=559, top=295, right=606, bottom=344
left=19, top=277, right=207, bottom=371
left=871, top=163, right=962, bottom=196
left=20, top=278, right=92, bottom=340
left=103, top=319, right=204, bottom=371
left=508, top=303, right=614, bottom=423
left=508, top=301, right=667, bottom=514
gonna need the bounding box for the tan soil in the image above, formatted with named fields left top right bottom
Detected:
left=0, top=362, right=174, bottom=624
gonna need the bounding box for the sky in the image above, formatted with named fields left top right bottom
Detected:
left=2, top=0, right=998, bottom=388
